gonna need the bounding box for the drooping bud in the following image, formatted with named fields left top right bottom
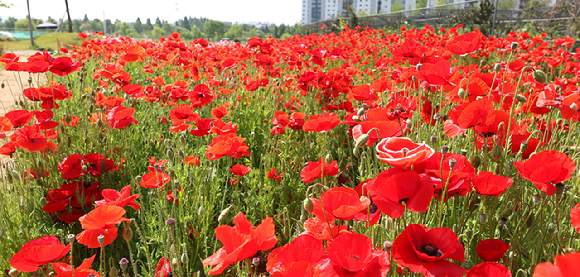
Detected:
left=181, top=252, right=188, bottom=264
left=353, top=147, right=360, bottom=157
left=471, top=155, right=481, bottom=168
left=198, top=205, right=206, bottom=217
left=416, top=63, right=422, bottom=71
left=355, top=134, right=369, bottom=148
left=526, top=212, right=535, bottom=228
left=303, top=198, right=314, bottom=214
left=172, top=257, right=179, bottom=268
left=458, top=88, right=468, bottom=99
left=352, top=115, right=360, bottom=122
left=8, top=268, right=19, bottom=277
left=571, top=103, right=579, bottom=111
left=218, top=206, right=232, bottom=222
left=516, top=94, right=527, bottom=103
left=533, top=69, right=547, bottom=84
left=357, top=108, right=365, bottom=116
left=491, top=145, right=502, bottom=161
left=123, top=226, right=133, bottom=241
left=109, top=267, right=119, bottom=277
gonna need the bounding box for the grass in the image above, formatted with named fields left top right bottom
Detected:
left=1, top=33, right=82, bottom=51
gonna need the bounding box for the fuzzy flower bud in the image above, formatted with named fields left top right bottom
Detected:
left=533, top=69, right=547, bottom=84
left=303, top=198, right=314, bottom=214
left=355, top=134, right=369, bottom=148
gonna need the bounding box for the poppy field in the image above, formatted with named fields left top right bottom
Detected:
left=1, top=25, right=580, bottom=276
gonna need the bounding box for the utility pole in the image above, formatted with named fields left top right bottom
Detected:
left=65, top=0, right=72, bottom=32
left=26, top=0, right=34, bottom=46
left=103, top=12, right=107, bottom=35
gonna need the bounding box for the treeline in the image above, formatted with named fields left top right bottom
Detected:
left=0, top=15, right=302, bottom=41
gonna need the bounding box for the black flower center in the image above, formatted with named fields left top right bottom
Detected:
left=420, top=243, right=442, bottom=257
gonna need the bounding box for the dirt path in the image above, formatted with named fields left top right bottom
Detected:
left=0, top=50, right=47, bottom=116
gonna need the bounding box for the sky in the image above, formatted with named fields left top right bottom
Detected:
left=1, top=0, right=303, bottom=25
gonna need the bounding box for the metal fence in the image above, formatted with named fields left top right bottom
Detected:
left=0, top=29, right=54, bottom=40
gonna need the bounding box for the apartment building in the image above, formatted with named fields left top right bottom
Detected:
left=302, top=0, right=418, bottom=24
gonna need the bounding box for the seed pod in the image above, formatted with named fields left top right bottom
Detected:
left=533, top=69, right=547, bottom=84
left=430, top=135, right=437, bottom=144
left=511, top=42, right=519, bottom=52
left=98, top=234, right=105, bottom=246
left=493, top=63, right=502, bottom=73
left=303, top=198, right=314, bottom=214
left=67, top=234, right=75, bottom=244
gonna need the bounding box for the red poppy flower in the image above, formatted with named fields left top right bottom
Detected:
left=107, top=106, right=138, bottom=129
left=472, top=171, right=514, bottom=196
left=155, top=257, right=173, bottom=277
left=230, top=164, right=252, bottom=176
left=48, top=57, right=82, bottom=76
left=185, top=155, right=201, bottom=166
left=300, top=157, right=339, bottom=184
left=513, top=150, right=576, bottom=195
left=5, top=110, right=34, bottom=128
left=570, top=203, right=580, bottom=234
left=311, top=187, right=370, bottom=221
left=51, top=255, right=101, bottom=277
left=533, top=252, right=580, bottom=277
left=318, top=232, right=390, bottom=276
left=84, top=153, right=117, bottom=177
left=10, top=236, right=71, bottom=272
left=352, top=120, right=404, bottom=147
left=476, top=239, right=510, bottom=262
left=0, top=52, right=19, bottom=63
left=467, top=262, right=511, bottom=277
left=303, top=112, right=340, bottom=132
left=206, top=134, right=250, bottom=160
left=190, top=118, right=213, bottom=137
left=95, top=185, right=140, bottom=210
left=266, top=168, right=284, bottom=182
left=302, top=217, right=348, bottom=241
left=266, top=234, right=325, bottom=275
left=76, top=205, right=129, bottom=248
left=189, top=84, right=214, bottom=108
left=366, top=168, right=434, bottom=219
left=34, top=110, right=59, bottom=130
left=203, top=213, right=278, bottom=275
left=43, top=181, right=102, bottom=223
left=211, top=105, right=229, bottom=120
left=270, top=261, right=317, bottom=277
left=169, top=104, right=199, bottom=125
left=140, top=171, right=171, bottom=189
left=376, top=137, right=435, bottom=167
left=58, top=154, right=86, bottom=180
left=9, top=125, right=48, bottom=152
left=122, top=45, right=145, bottom=62
left=446, top=31, right=484, bottom=56
left=421, top=152, right=476, bottom=200
left=289, top=112, right=306, bottom=130
left=392, top=224, right=467, bottom=277
left=416, top=59, right=454, bottom=86
left=0, top=141, right=16, bottom=155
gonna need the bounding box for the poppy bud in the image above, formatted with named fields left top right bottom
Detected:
left=181, top=250, right=188, bottom=264
left=479, top=213, right=487, bottom=224
left=40, top=197, right=48, bottom=206
left=353, top=147, right=360, bottom=157
left=458, top=88, right=468, bottom=99
left=571, top=103, right=579, bottom=111
left=406, top=118, right=412, bottom=129
left=198, top=205, right=206, bottom=217
left=67, top=234, right=75, bottom=244
left=416, top=63, right=422, bottom=71
left=218, top=206, right=232, bottom=222
left=357, top=108, right=365, bottom=116
left=303, top=197, right=314, bottom=214
left=172, top=257, right=179, bottom=268
left=471, top=155, right=481, bottom=168
left=462, top=260, right=474, bottom=269
left=469, top=197, right=481, bottom=212
left=28, top=77, right=32, bottom=85
left=352, top=115, right=360, bottom=122
left=8, top=268, right=18, bottom=277
left=109, top=267, right=119, bottom=277
left=355, top=134, right=369, bottom=148
left=526, top=212, right=534, bottom=228
left=493, top=63, right=502, bottom=73
left=98, top=234, right=105, bottom=246
left=491, top=145, right=502, bottom=161
left=500, top=217, right=508, bottom=225
left=167, top=149, right=174, bottom=160
left=6, top=171, right=13, bottom=183
left=82, top=164, right=88, bottom=172
left=501, top=208, right=513, bottom=218
left=515, top=94, right=527, bottom=103
left=119, top=258, right=129, bottom=271
left=123, top=226, right=133, bottom=241
left=533, top=69, right=547, bottom=84
left=325, top=153, right=334, bottom=164
left=65, top=114, right=72, bottom=124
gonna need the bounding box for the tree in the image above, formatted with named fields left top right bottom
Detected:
left=83, top=14, right=89, bottom=23
left=155, top=17, right=162, bottom=27
left=153, top=25, right=166, bottom=37
left=145, top=18, right=153, bottom=31
left=203, top=20, right=226, bottom=40
left=46, top=16, right=57, bottom=24
left=224, top=24, right=243, bottom=39
left=5, top=17, right=16, bottom=28
left=65, top=0, right=72, bottom=32
left=134, top=18, right=143, bottom=34
left=15, top=19, right=30, bottom=29
left=190, top=25, right=205, bottom=38
left=181, top=16, right=191, bottom=30
left=162, top=22, right=174, bottom=34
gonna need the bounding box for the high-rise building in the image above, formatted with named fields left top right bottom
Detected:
left=302, top=0, right=420, bottom=24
